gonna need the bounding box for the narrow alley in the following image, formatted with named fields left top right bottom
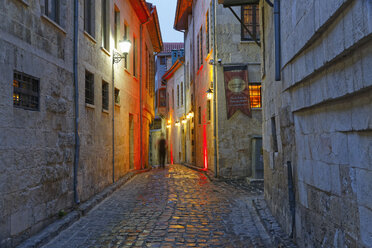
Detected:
left=40, top=165, right=294, bottom=248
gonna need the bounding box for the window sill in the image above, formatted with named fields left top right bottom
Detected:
left=84, top=31, right=97, bottom=44
left=115, top=103, right=121, bottom=107
left=101, top=47, right=111, bottom=56
left=41, top=15, right=66, bottom=35
left=85, top=103, right=95, bottom=109
left=124, top=68, right=131, bottom=75
left=18, top=0, right=29, bottom=7
left=102, top=109, right=109, bottom=114
left=252, top=108, right=262, bottom=111
left=240, top=40, right=260, bottom=44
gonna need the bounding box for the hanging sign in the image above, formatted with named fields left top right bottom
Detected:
left=223, top=65, right=251, bottom=119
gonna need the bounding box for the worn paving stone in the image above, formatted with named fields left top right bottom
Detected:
left=42, top=165, right=293, bottom=248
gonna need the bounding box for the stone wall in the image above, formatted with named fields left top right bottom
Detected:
left=0, top=0, right=74, bottom=246
left=215, top=4, right=262, bottom=178
left=0, top=0, right=157, bottom=246
left=261, top=0, right=372, bottom=247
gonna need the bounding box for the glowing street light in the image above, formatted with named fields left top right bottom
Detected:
left=206, top=88, right=213, bottom=100
left=113, top=39, right=131, bottom=64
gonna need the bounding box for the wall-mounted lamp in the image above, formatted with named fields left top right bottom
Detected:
left=166, top=124, right=171, bottom=128
left=175, top=121, right=180, bottom=127
left=113, top=39, right=131, bottom=64
left=182, top=119, right=187, bottom=124
left=206, top=88, right=213, bottom=100
left=167, top=119, right=171, bottom=125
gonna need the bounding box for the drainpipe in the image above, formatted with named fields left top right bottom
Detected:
left=140, top=18, right=151, bottom=170
left=212, top=0, right=218, bottom=178
left=274, top=0, right=281, bottom=81
left=73, top=0, right=80, bottom=204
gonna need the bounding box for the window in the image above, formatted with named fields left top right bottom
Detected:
left=172, top=89, right=174, bottom=109
left=177, top=85, right=179, bottom=107
left=241, top=4, right=260, bottom=41
left=160, top=56, right=166, bottom=65
left=102, top=81, right=109, bottom=110
left=271, top=117, right=278, bottom=152
left=206, top=11, right=210, bottom=54
left=114, top=7, right=120, bottom=49
left=101, top=0, right=109, bottom=50
left=45, top=0, right=60, bottom=24
left=196, top=33, right=199, bottom=69
left=181, top=82, right=183, bottom=106
left=207, top=100, right=211, bottom=121
left=123, top=24, right=128, bottom=68
left=145, top=46, right=149, bottom=89
left=114, top=88, right=120, bottom=104
left=85, top=70, right=94, bottom=105
left=200, top=27, right=203, bottom=66
left=133, top=37, right=137, bottom=76
left=198, top=106, right=201, bottom=124
left=84, top=0, right=95, bottom=37
left=13, top=71, right=39, bottom=111
left=249, top=83, right=261, bottom=108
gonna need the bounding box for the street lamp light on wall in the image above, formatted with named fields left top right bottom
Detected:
left=113, top=39, right=131, bottom=64
left=206, top=88, right=213, bottom=100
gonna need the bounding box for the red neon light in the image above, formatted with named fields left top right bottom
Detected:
left=170, top=142, right=174, bottom=165
left=203, top=124, right=208, bottom=170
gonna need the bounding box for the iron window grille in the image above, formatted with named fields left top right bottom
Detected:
left=241, top=4, right=260, bottom=41
left=114, top=88, right=120, bottom=104
left=249, top=83, right=262, bottom=108
left=102, top=81, right=109, bottom=110
left=85, top=70, right=94, bottom=105
left=13, top=71, right=39, bottom=111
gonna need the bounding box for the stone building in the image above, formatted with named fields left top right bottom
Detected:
left=162, top=58, right=185, bottom=164
left=149, top=43, right=184, bottom=167
left=0, top=0, right=162, bottom=246
left=259, top=0, right=372, bottom=247
left=174, top=0, right=263, bottom=178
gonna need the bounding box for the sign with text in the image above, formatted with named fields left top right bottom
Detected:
left=223, top=65, right=251, bottom=119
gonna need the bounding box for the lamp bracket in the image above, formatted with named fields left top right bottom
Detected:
left=113, top=51, right=127, bottom=64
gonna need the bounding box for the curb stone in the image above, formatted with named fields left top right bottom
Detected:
left=17, top=168, right=151, bottom=248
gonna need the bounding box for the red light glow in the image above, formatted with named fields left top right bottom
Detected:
left=203, top=124, right=208, bottom=170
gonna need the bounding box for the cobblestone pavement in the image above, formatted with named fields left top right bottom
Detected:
left=42, top=165, right=288, bottom=248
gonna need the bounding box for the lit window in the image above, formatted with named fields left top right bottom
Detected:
left=249, top=83, right=261, bottom=108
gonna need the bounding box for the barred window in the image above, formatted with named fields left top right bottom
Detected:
left=241, top=4, right=260, bottom=41
left=249, top=83, right=261, bottom=108
left=177, top=84, right=180, bottom=107
left=85, top=71, right=94, bottom=105
left=114, top=88, right=120, bottom=104
left=206, top=10, right=209, bottom=54
left=102, top=81, right=109, bottom=110
left=207, top=100, right=211, bottom=121
left=13, top=71, right=39, bottom=111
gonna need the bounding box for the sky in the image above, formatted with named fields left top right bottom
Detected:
left=148, top=0, right=184, bottom=42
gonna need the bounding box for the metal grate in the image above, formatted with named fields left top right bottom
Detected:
left=102, top=81, right=109, bottom=110
left=241, top=4, right=260, bottom=41
left=85, top=70, right=94, bottom=105
left=13, top=71, right=39, bottom=111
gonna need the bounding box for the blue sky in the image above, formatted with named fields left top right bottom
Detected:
left=148, top=0, right=184, bottom=42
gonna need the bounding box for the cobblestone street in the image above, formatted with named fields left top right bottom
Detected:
left=42, top=165, right=291, bottom=248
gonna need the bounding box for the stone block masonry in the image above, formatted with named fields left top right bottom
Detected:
left=261, top=0, right=372, bottom=247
